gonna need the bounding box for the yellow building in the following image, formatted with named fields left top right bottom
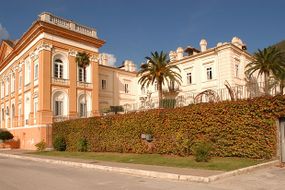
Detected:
left=0, top=12, right=106, bottom=149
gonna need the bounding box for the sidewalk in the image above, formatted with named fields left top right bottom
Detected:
left=0, top=149, right=279, bottom=183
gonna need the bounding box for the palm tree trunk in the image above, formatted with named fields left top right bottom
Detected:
left=264, top=72, right=270, bottom=95
left=84, top=66, right=87, bottom=117
left=158, top=82, right=163, bottom=108
left=280, top=81, right=284, bottom=95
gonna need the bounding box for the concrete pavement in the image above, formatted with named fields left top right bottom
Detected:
left=0, top=155, right=284, bottom=190
left=0, top=150, right=279, bottom=183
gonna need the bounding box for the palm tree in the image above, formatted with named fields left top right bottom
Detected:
left=245, top=47, right=285, bottom=95
left=137, top=51, right=182, bottom=108
left=76, top=52, right=90, bottom=117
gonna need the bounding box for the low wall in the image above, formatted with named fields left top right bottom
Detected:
left=9, top=125, right=52, bottom=150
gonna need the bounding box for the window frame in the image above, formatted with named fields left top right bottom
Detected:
left=187, top=72, right=192, bottom=85
left=54, top=59, right=64, bottom=79
left=206, top=67, right=213, bottom=80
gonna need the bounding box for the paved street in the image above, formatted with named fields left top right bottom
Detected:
left=0, top=156, right=284, bottom=190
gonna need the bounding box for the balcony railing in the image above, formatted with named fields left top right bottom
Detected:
left=39, top=12, right=97, bottom=38
left=53, top=112, right=93, bottom=123
left=52, top=77, right=70, bottom=85
left=77, top=81, right=92, bottom=88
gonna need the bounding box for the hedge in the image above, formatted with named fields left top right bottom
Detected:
left=52, top=96, right=285, bottom=159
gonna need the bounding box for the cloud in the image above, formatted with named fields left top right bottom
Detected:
left=102, top=53, right=117, bottom=66
left=0, top=24, right=9, bottom=40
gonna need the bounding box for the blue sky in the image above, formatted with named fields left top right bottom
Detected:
left=0, top=0, right=284, bottom=66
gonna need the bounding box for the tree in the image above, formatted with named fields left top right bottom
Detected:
left=137, top=51, right=182, bottom=108
left=0, top=130, right=14, bottom=142
left=245, top=47, right=285, bottom=95
left=76, top=52, right=90, bottom=117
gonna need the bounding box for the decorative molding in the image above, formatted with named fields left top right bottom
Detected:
left=37, top=42, right=53, bottom=52
left=30, top=52, right=39, bottom=61
left=68, top=49, right=77, bottom=57
left=90, top=54, right=99, bottom=62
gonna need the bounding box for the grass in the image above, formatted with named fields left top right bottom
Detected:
left=29, top=151, right=267, bottom=171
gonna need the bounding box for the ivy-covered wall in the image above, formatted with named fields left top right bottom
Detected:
left=53, top=96, right=285, bottom=159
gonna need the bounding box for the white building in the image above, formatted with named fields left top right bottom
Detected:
left=99, top=37, right=255, bottom=112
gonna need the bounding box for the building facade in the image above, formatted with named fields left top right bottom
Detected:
left=0, top=12, right=106, bottom=149
left=0, top=12, right=256, bottom=149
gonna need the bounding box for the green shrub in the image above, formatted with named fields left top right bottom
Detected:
left=192, top=141, right=212, bottom=162
left=53, top=96, right=285, bottom=159
left=77, top=138, right=88, bottom=152
left=0, top=130, right=14, bottom=141
left=53, top=136, right=66, bottom=151
left=35, top=140, right=46, bottom=151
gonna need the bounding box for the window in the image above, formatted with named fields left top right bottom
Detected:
left=34, top=100, right=38, bottom=120
left=34, top=63, right=39, bottom=80
left=206, top=67, right=212, bottom=80
left=141, top=87, right=146, bottom=94
left=1, top=108, right=4, bottom=121
left=154, top=82, right=158, bottom=92
left=11, top=75, right=15, bottom=92
left=11, top=104, right=15, bottom=117
left=78, top=67, right=86, bottom=82
left=55, top=101, right=63, bottom=116
left=25, top=60, right=31, bottom=84
left=6, top=106, right=9, bottom=116
left=1, top=82, right=4, bottom=98
left=79, top=103, right=87, bottom=117
left=169, top=81, right=175, bottom=90
left=18, top=104, right=22, bottom=124
left=235, top=64, right=239, bottom=78
left=5, top=79, right=9, bottom=96
left=19, top=72, right=22, bottom=90
left=124, top=84, right=129, bottom=93
left=101, top=79, right=107, bottom=89
left=54, top=59, right=63, bottom=79
left=187, top=73, right=192, bottom=84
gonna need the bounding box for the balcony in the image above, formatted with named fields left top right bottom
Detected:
left=39, top=12, right=97, bottom=38
left=77, top=81, right=92, bottom=88
left=53, top=115, right=71, bottom=123
left=52, top=77, right=70, bottom=86
left=53, top=112, right=93, bottom=123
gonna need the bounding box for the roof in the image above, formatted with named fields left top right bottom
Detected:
left=3, top=40, right=16, bottom=48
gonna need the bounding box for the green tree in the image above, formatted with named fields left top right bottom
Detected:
left=76, top=52, right=90, bottom=117
left=137, top=51, right=182, bottom=108
left=245, top=47, right=285, bottom=95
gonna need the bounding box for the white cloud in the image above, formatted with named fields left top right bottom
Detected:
left=102, top=53, right=117, bottom=66
left=0, top=23, right=9, bottom=40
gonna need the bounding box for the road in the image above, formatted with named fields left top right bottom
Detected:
left=0, top=156, right=284, bottom=190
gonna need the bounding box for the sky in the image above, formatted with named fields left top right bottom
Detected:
left=0, top=0, right=285, bottom=67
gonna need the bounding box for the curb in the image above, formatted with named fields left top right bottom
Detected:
left=0, top=152, right=279, bottom=183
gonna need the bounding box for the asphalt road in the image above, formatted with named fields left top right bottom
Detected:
left=0, top=156, right=284, bottom=190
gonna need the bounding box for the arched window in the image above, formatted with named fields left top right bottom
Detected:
left=54, top=59, right=64, bottom=79
left=53, top=91, right=68, bottom=116
left=11, top=74, right=15, bottom=92
left=1, top=108, right=4, bottom=121
left=11, top=104, right=15, bottom=118
left=6, top=106, right=9, bottom=116
left=78, top=94, right=91, bottom=117
left=78, top=66, right=86, bottom=82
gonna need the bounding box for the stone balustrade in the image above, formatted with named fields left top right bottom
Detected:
left=39, top=12, right=97, bottom=38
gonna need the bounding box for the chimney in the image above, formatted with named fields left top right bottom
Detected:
left=200, top=39, right=207, bottom=52
left=169, top=51, right=177, bottom=62
left=231, top=37, right=244, bottom=49
left=176, top=47, right=184, bottom=60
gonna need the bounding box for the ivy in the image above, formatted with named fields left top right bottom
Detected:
left=52, top=96, right=285, bottom=159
